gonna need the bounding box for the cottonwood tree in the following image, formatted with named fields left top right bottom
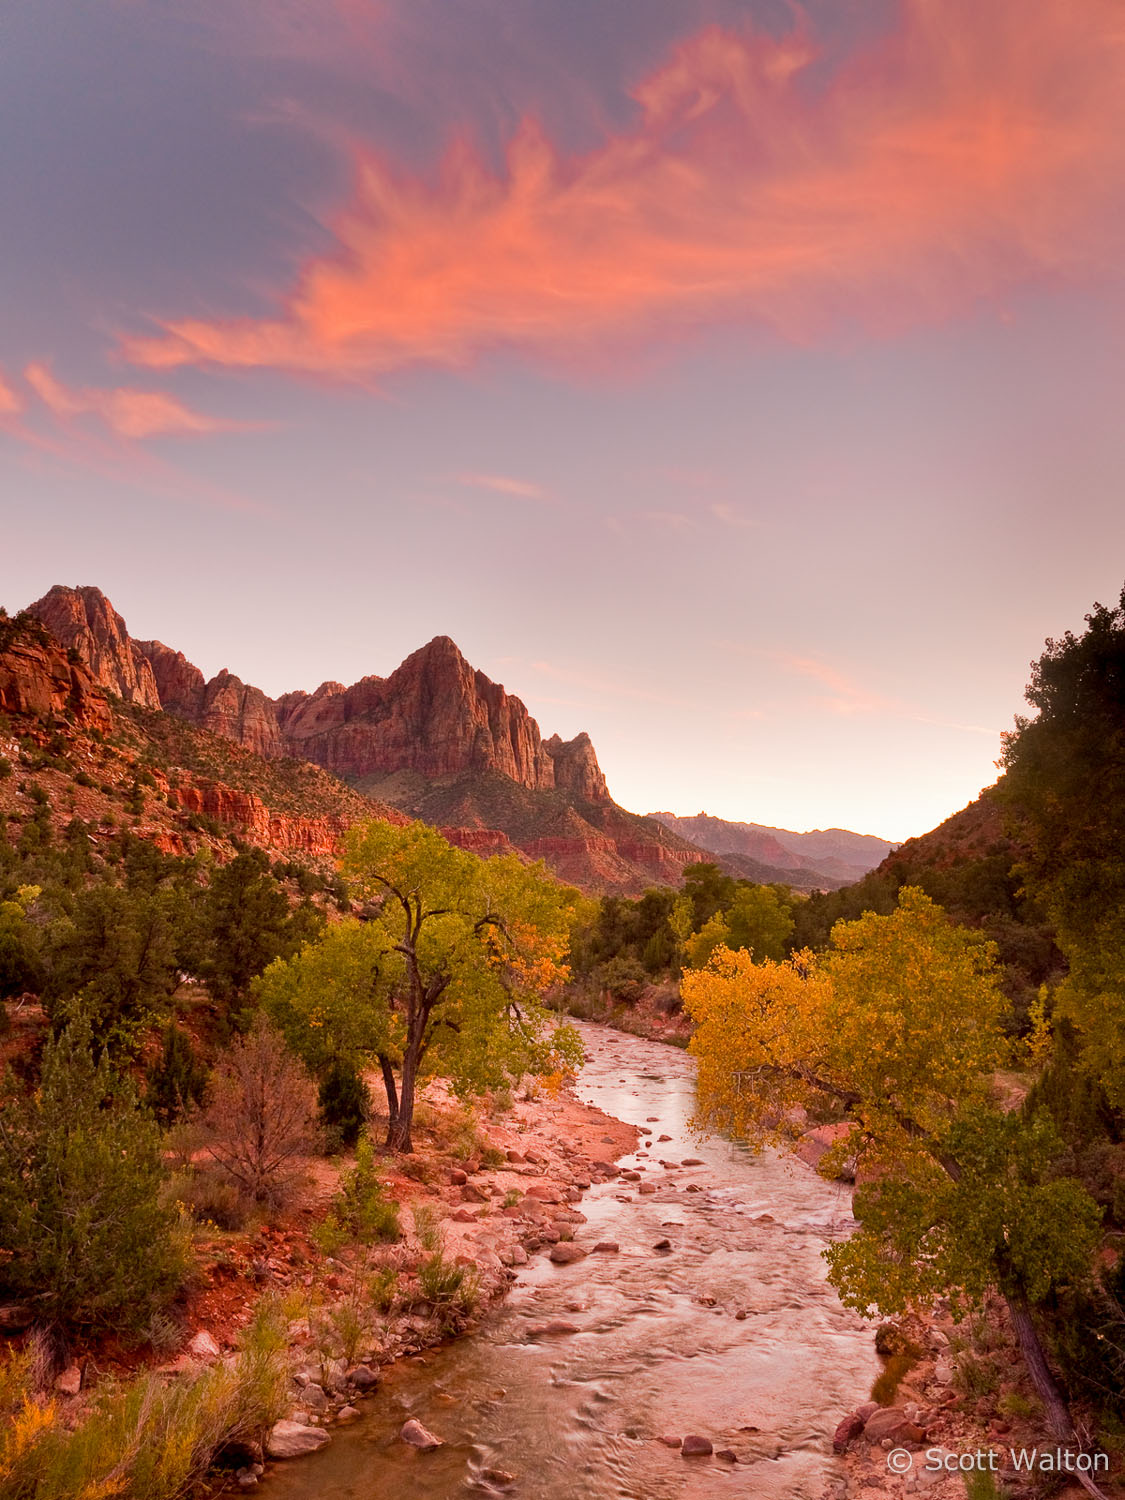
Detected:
left=261, top=820, right=582, bottom=1151
left=683, top=889, right=1104, bottom=1480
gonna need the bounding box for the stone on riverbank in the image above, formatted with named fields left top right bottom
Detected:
left=266, top=1421, right=331, bottom=1459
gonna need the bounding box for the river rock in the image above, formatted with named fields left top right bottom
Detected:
left=715, top=1449, right=739, bottom=1463
left=301, top=1383, right=329, bottom=1412
left=681, top=1434, right=713, bottom=1456
left=658, top=1435, right=682, bottom=1448
left=348, top=1364, right=380, bottom=1391
left=653, top=1238, right=672, bottom=1251
left=863, top=1407, right=925, bottom=1444
left=681, top=1158, right=704, bottom=1167
left=337, top=1405, right=360, bottom=1423
left=266, top=1421, right=331, bottom=1459
left=549, top=1243, right=587, bottom=1265
left=592, top=1241, right=619, bottom=1253
left=400, top=1419, right=444, bottom=1450
left=529, top=1320, right=580, bottom=1336
left=833, top=1411, right=866, bottom=1452
left=794, top=1124, right=856, bottom=1180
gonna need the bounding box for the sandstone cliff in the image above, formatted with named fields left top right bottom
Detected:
left=31, top=585, right=160, bottom=707
left=31, top=590, right=611, bottom=803
left=24, top=585, right=701, bottom=893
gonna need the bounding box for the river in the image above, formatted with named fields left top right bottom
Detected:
left=268, top=1021, right=877, bottom=1499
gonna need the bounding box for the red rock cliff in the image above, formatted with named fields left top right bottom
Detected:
left=30, top=586, right=161, bottom=707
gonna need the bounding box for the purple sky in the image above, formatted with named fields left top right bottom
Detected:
left=4, top=0, right=1125, bottom=841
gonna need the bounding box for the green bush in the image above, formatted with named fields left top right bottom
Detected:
left=317, top=1060, right=370, bottom=1150
left=145, top=1025, right=208, bottom=1125
left=0, top=1022, right=187, bottom=1334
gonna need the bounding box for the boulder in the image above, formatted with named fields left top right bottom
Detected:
left=400, top=1418, right=444, bottom=1450
left=266, top=1421, right=331, bottom=1459
left=832, top=1412, right=866, bottom=1452
left=55, top=1364, right=82, bottom=1397
left=681, top=1434, right=713, bottom=1456
left=188, top=1330, right=221, bottom=1361
left=794, top=1124, right=856, bottom=1180
left=549, top=1243, right=588, bottom=1265
left=863, top=1407, right=926, bottom=1444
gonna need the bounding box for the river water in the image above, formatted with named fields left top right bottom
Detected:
left=269, top=1022, right=877, bottom=1500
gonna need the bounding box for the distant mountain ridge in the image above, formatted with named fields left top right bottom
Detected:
left=648, top=810, right=896, bottom=887
left=27, top=585, right=704, bottom=893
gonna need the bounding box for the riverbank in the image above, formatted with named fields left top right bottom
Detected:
left=28, top=1071, right=639, bottom=1491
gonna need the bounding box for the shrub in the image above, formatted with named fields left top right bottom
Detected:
left=171, top=1170, right=254, bottom=1233
left=196, top=1016, right=320, bottom=1208
left=145, top=1025, right=208, bottom=1125
left=0, top=1022, right=187, bottom=1334
left=316, top=1141, right=401, bottom=1249
left=317, top=1061, right=370, bottom=1151
left=0, top=1300, right=288, bottom=1499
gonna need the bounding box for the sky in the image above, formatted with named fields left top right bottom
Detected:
left=3, top=0, right=1125, bottom=843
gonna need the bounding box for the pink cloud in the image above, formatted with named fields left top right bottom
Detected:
left=23, top=363, right=252, bottom=439
left=121, top=0, right=1125, bottom=380
left=456, top=472, right=547, bottom=500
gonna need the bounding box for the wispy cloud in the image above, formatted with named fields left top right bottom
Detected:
left=121, top=0, right=1125, bottom=380
left=23, top=363, right=253, bottom=440
left=0, top=369, right=24, bottom=417
left=456, top=471, right=547, bottom=501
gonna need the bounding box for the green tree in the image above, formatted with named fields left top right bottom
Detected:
left=0, top=1021, right=186, bottom=1333
left=680, top=862, right=736, bottom=929
left=309, top=820, right=581, bottom=1151
left=200, top=850, right=324, bottom=1011
left=44, top=885, right=181, bottom=1054
left=0, top=887, right=44, bottom=1000
left=722, top=883, right=794, bottom=961
left=999, top=585, right=1125, bottom=1105
left=683, top=889, right=1103, bottom=1455
left=145, top=1023, right=208, bottom=1125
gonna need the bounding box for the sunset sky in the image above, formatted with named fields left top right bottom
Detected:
left=4, top=0, right=1125, bottom=841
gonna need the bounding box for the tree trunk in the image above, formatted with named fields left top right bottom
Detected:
left=1003, top=1290, right=1108, bottom=1499
left=386, top=1044, right=417, bottom=1153
left=377, top=1054, right=400, bottom=1149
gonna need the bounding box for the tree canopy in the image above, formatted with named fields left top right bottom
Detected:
left=683, top=887, right=1102, bottom=1448
left=259, top=819, right=582, bottom=1150
left=1000, top=585, right=1125, bottom=1105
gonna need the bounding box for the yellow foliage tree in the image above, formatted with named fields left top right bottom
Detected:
left=683, top=888, right=1103, bottom=1469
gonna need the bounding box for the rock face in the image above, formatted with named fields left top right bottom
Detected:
left=32, top=590, right=610, bottom=800
left=0, top=622, right=112, bottom=735
left=276, top=637, right=599, bottom=794
left=30, top=585, right=161, bottom=707
left=22, top=586, right=707, bottom=893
